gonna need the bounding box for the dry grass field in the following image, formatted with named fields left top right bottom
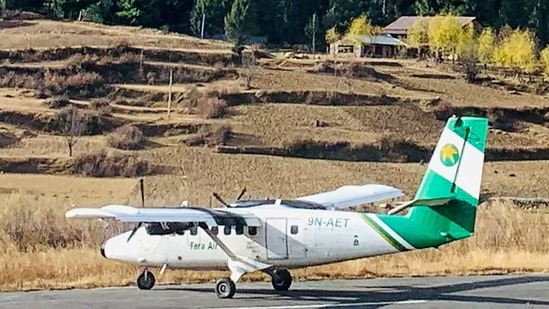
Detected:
left=0, top=17, right=549, bottom=292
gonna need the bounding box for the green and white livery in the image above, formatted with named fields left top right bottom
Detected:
left=65, top=115, right=489, bottom=299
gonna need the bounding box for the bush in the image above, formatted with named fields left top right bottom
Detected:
left=44, top=95, right=71, bottom=109
left=0, top=128, right=20, bottom=148
left=71, top=149, right=153, bottom=177
left=183, top=125, right=233, bottom=147
left=90, top=98, right=113, bottom=117
left=106, top=125, right=146, bottom=150
left=197, top=98, right=228, bottom=119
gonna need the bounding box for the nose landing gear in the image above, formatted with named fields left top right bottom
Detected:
left=137, top=268, right=155, bottom=290
left=270, top=269, right=292, bottom=291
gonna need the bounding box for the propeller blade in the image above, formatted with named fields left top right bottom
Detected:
left=127, top=222, right=142, bottom=242
left=236, top=188, right=247, bottom=200
left=139, top=178, right=145, bottom=208
left=128, top=178, right=145, bottom=242
left=213, top=192, right=229, bottom=207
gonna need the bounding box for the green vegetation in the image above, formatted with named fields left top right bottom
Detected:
left=5, top=0, right=549, bottom=48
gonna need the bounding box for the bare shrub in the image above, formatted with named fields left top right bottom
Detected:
left=106, top=125, right=147, bottom=150
left=460, top=55, right=480, bottom=84
left=433, top=99, right=455, bottom=121
left=197, top=98, right=228, bottom=119
left=241, top=51, right=257, bottom=89
left=44, top=95, right=71, bottom=109
left=3, top=202, right=104, bottom=252
left=183, top=125, right=233, bottom=147
left=54, top=105, right=87, bottom=157
left=487, top=108, right=524, bottom=132
left=0, top=128, right=20, bottom=148
left=71, top=149, right=153, bottom=177
left=90, top=98, right=113, bottom=117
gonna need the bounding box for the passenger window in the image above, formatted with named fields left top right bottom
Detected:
left=290, top=225, right=298, bottom=234
left=224, top=225, right=231, bottom=235
left=235, top=225, right=244, bottom=235
left=211, top=226, right=218, bottom=235
left=248, top=226, right=257, bottom=236
left=190, top=226, right=198, bottom=235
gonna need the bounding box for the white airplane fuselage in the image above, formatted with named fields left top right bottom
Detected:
left=101, top=205, right=404, bottom=270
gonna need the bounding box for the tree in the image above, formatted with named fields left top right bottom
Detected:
left=493, top=28, right=538, bottom=75
left=540, top=46, right=549, bottom=79
left=346, top=13, right=373, bottom=35
left=325, top=27, right=341, bottom=44
left=116, top=0, right=141, bottom=25
left=224, top=0, right=253, bottom=47
left=428, top=13, right=467, bottom=62
left=56, top=105, right=87, bottom=157
left=406, top=18, right=430, bottom=59
left=477, top=27, right=496, bottom=64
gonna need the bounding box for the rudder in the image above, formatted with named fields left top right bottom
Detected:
left=407, top=115, right=489, bottom=240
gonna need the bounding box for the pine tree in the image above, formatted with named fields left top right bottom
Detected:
left=224, top=0, right=252, bottom=47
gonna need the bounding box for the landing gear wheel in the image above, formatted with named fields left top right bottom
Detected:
left=137, top=270, right=155, bottom=290
left=215, top=277, right=236, bottom=298
left=271, top=269, right=292, bottom=291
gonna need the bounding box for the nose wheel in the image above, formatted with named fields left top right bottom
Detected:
left=137, top=269, right=155, bottom=290
left=215, top=277, right=236, bottom=298
left=271, top=269, right=292, bottom=291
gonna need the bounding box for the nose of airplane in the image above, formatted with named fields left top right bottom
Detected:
left=100, top=231, right=141, bottom=263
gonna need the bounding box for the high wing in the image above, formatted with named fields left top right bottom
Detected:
left=296, top=184, right=404, bottom=209
left=65, top=204, right=262, bottom=226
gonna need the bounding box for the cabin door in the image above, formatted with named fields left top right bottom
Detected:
left=265, top=218, right=289, bottom=259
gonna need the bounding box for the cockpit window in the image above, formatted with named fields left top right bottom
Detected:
left=190, top=226, right=198, bottom=235
left=145, top=222, right=191, bottom=235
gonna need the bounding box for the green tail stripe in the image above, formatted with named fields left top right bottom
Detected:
left=360, top=214, right=408, bottom=252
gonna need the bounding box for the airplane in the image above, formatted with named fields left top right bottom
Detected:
left=65, top=115, right=489, bottom=299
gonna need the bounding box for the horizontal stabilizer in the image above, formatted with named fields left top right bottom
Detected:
left=387, top=197, right=454, bottom=215
left=297, top=184, right=404, bottom=209
left=65, top=204, right=262, bottom=227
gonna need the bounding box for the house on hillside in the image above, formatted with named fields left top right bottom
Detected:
left=384, top=16, right=479, bottom=41
left=329, top=34, right=407, bottom=58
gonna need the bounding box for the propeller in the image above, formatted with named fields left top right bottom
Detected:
left=127, top=178, right=145, bottom=242
left=212, top=187, right=247, bottom=207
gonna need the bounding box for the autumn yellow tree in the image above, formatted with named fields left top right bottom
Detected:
left=493, top=28, right=537, bottom=75
left=477, top=27, right=496, bottom=64
left=428, top=13, right=466, bottom=61
left=406, top=18, right=430, bottom=59
left=406, top=18, right=429, bottom=48
left=325, top=27, right=341, bottom=44
left=539, top=46, right=549, bottom=79
left=346, top=13, right=384, bottom=36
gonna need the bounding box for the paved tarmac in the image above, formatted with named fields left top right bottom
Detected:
left=1, top=274, right=549, bottom=309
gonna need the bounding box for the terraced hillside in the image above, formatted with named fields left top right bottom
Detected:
left=0, top=17, right=549, bottom=292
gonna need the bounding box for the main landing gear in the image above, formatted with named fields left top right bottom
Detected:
left=213, top=268, right=293, bottom=299
left=137, top=268, right=155, bottom=290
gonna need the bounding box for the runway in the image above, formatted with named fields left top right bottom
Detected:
left=2, top=274, right=549, bottom=309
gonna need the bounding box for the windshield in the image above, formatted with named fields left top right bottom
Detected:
left=145, top=222, right=193, bottom=235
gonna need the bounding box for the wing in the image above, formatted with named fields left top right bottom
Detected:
left=296, top=184, right=404, bottom=209
left=65, top=204, right=262, bottom=227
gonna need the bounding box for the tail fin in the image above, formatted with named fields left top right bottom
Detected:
left=376, top=116, right=489, bottom=249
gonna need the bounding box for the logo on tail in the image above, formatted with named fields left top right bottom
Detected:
left=440, top=144, right=459, bottom=167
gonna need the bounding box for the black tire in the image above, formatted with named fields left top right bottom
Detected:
left=215, top=277, right=236, bottom=299
left=137, top=271, right=155, bottom=290
left=271, top=269, right=292, bottom=291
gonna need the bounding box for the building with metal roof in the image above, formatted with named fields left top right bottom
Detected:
left=329, top=34, right=407, bottom=58
left=384, top=16, right=477, bottom=37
